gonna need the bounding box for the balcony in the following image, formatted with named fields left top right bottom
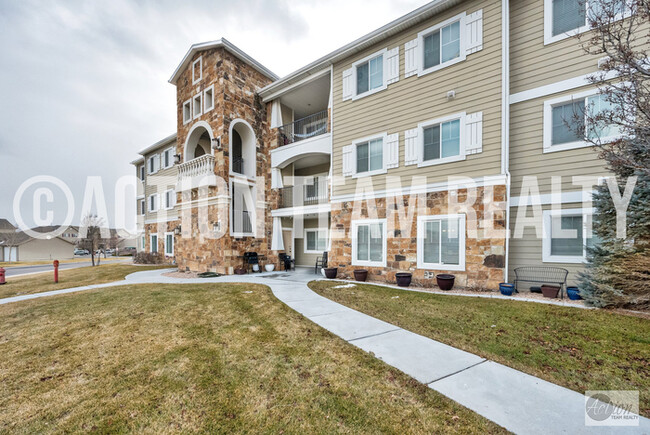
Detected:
left=176, top=154, right=217, bottom=190
left=278, top=110, right=329, bottom=146
left=279, top=176, right=328, bottom=209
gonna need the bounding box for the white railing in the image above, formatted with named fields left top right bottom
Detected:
left=177, top=155, right=215, bottom=184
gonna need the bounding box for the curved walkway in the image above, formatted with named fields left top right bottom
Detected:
left=0, top=268, right=647, bottom=434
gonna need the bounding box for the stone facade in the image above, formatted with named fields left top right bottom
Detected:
left=172, top=47, right=280, bottom=274
left=329, top=185, right=507, bottom=290
left=144, top=221, right=179, bottom=263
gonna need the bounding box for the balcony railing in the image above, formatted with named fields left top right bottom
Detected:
left=279, top=110, right=328, bottom=146
left=233, top=210, right=252, bottom=234
left=177, top=154, right=215, bottom=184
left=232, top=157, right=244, bottom=175
left=279, top=176, right=328, bottom=208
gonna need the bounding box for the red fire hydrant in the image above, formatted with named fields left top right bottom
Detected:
left=53, top=260, right=59, bottom=283
left=0, top=267, right=5, bottom=285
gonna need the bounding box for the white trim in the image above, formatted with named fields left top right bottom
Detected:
left=228, top=118, right=257, bottom=180
left=416, top=214, right=466, bottom=271
left=164, top=232, right=174, bottom=256
left=229, top=178, right=256, bottom=238
left=271, top=203, right=331, bottom=218
left=192, top=93, right=203, bottom=119
left=331, top=174, right=507, bottom=203
left=150, top=233, right=159, bottom=253
left=509, top=70, right=618, bottom=104
left=303, top=228, right=328, bottom=254
left=138, top=164, right=145, bottom=181
left=510, top=189, right=591, bottom=207
left=417, top=12, right=467, bottom=77
left=182, top=99, right=192, bottom=125
left=162, top=147, right=175, bottom=169
left=542, top=208, right=594, bottom=264
left=192, top=56, right=202, bottom=85
left=351, top=218, right=387, bottom=267
left=138, top=198, right=146, bottom=216
left=144, top=216, right=179, bottom=225
left=148, top=193, right=159, bottom=213
left=352, top=48, right=388, bottom=101
left=203, top=85, right=215, bottom=113
left=351, top=132, right=389, bottom=178
left=416, top=112, right=467, bottom=167
left=262, top=68, right=331, bottom=103
left=183, top=121, right=214, bottom=162
left=163, top=189, right=176, bottom=210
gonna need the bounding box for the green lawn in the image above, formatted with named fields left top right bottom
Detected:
left=0, top=264, right=170, bottom=299
left=309, top=280, right=650, bottom=417
left=0, top=284, right=503, bottom=433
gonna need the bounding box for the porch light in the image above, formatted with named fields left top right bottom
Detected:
left=211, top=136, right=222, bottom=150
left=174, top=154, right=182, bottom=164
left=174, top=225, right=181, bottom=235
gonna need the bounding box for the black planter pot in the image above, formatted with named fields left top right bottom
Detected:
left=436, top=274, right=455, bottom=291
left=395, top=272, right=412, bottom=287
left=324, top=267, right=338, bottom=279
left=354, top=269, right=368, bottom=282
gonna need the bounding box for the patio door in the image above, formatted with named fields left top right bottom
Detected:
left=282, top=229, right=293, bottom=258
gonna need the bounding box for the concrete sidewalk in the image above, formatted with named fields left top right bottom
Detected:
left=1, top=268, right=647, bottom=434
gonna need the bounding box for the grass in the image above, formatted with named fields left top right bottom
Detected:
left=309, top=280, right=650, bottom=417
left=0, top=264, right=170, bottom=299
left=0, top=257, right=127, bottom=267
left=0, top=284, right=504, bottom=433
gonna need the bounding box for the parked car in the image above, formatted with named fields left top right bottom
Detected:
left=118, top=247, right=137, bottom=256
left=74, top=248, right=89, bottom=256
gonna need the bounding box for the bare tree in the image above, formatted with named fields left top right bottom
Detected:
left=78, top=214, right=108, bottom=266
left=0, top=223, right=21, bottom=263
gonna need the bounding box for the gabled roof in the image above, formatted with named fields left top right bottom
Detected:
left=0, top=219, right=15, bottom=232
left=137, top=133, right=177, bottom=157
left=169, top=38, right=279, bottom=85
left=258, top=0, right=457, bottom=101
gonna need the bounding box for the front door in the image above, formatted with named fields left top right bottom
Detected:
left=282, top=230, right=293, bottom=258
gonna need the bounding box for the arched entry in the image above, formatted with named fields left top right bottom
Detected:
left=229, top=119, right=256, bottom=178
left=184, top=121, right=214, bottom=161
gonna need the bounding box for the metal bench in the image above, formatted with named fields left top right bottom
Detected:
left=513, top=266, right=569, bottom=299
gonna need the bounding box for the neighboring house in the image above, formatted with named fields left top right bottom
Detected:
left=0, top=227, right=76, bottom=262
left=131, top=135, right=180, bottom=258
left=131, top=0, right=631, bottom=287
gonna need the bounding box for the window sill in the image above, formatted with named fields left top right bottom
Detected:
left=352, top=168, right=387, bottom=179
left=542, top=256, right=585, bottom=264
left=543, top=141, right=592, bottom=154
left=351, top=84, right=387, bottom=101
left=417, top=154, right=465, bottom=167
left=417, top=55, right=466, bottom=78
left=417, top=263, right=465, bottom=272
left=352, top=260, right=386, bottom=268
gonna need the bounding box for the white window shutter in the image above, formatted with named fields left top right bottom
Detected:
left=386, top=47, right=400, bottom=85
left=342, top=145, right=354, bottom=176
left=342, top=68, right=353, bottom=101
left=154, top=155, right=160, bottom=173
left=465, top=112, right=483, bottom=154
left=384, top=133, right=399, bottom=169
left=465, top=10, right=483, bottom=54
left=404, top=39, right=418, bottom=78
left=404, top=128, right=420, bottom=165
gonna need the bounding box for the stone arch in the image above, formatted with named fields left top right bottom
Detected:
left=229, top=119, right=256, bottom=178
left=184, top=121, right=214, bottom=161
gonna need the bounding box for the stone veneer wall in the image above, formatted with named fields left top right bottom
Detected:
left=144, top=221, right=179, bottom=263
left=172, top=47, right=282, bottom=274
left=329, top=185, right=507, bottom=290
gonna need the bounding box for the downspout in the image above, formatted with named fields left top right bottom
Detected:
left=501, top=0, right=511, bottom=283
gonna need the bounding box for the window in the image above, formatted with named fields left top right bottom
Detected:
left=147, top=155, right=159, bottom=174
left=204, top=85, right=214, bottom=113
left=543, top=209, right=596, bottom=263
left=353, top=49, right=387, bottom=99
left=164, top=232, right=174, bottom=256
left=417, top=113, right=467, bottom=167
left=164, top=189, right=175, bottom=210
left=148, top=194, right=158, bottom=213
left=545, top=0, right=628, bottom=44
left=161, top=148, right=174, bottom=169
left=417, top=13, right=467, bottom=77
left=150, top=234, right=158, bottom=253
left=138, top=165, right=145, bottom=181
left=356, top=137, right=383, bottom=175
left=193, top=94, right=202, bottom=119
left=183, top=99, right=192, bottom=124
left=304, top=229, right=328, bottom=254
left=138, top=199, right=145, bottom=216
left=352, top=219, right=386, bottom=267
left=192, top=57, right=202, bottom=84
left=141, top=236, right=145, bottom=251
left=544, top=90, right=620, bottom=153
left=417, top=214, right=466, bottom=271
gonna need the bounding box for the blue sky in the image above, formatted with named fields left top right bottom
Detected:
left=0, top=0, right=427, bottom=228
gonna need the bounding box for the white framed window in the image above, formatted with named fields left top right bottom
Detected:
left=304, top=229, right=328, bottom=254
left=164, top=189, right=176, bottom=210
left=418, top=113, right=466, bottom=167
left=138, top=199, right=145, bottom=216
left=542, top=208, right=596, bottom=263
left=352, top=133, right=387, bottom=178
left=543, top=89, right=620, bottom=153
left=182, top=99, right=192, bottom=125
left=138, top=165, right=145, bottom=181
left=544, top=0, right=629, bottom=45
left=203, top=85, right=214, bottom=113
left=193, top=94, right=202, bottom=119
left=161, top=147, right=174, bottom=169
left=418, top=13, right=466, bottom=77
left=192, top=56, right=202, bottom=84
left=148, top=194, right=159, bottom=213
left=164, top=232, right=174, bottom=256
left=353, top=49, right=387, bottom=100
left=351, top=219, right=387, bottom=267
left=147, top=155, right=159, bottom=174
left=141, top=236, right=145, bottom=251
left=417, top=214, right=466, bottom=271
left=150, top=234, right=158, bottom=253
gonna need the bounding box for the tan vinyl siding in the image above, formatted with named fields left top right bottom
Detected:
left=509, top=202, right=588, bottom=287
left=294, top=218, right=328, bottom=266
left=143, top=143, right=180, bottom=222
left=509, top=0, right=603, bottom=94
left=332, top=0, right=503, bottom=198
left=509, top=85, right=610, bottom=196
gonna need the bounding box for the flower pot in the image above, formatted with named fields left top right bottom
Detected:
left=567, top=286, right=581, bottom=300
left=541, top=285, right=560, bottom=298
left=234, top=268, right=246, bottom=275
left=324, top=267, right=338, bottom=279
left=436, top=274, right=455, bottom=291
left=499, top=283, right=515, bottom=296
left=354, top=269, right=368, bottom=282
left=395, top=272, right=412, bottom=287
left=264, top=264, right=275, bottom=272
left=530, top=286, right=542, bottom=293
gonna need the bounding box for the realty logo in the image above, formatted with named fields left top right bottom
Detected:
left=585, top=390, right=640, bottom=427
